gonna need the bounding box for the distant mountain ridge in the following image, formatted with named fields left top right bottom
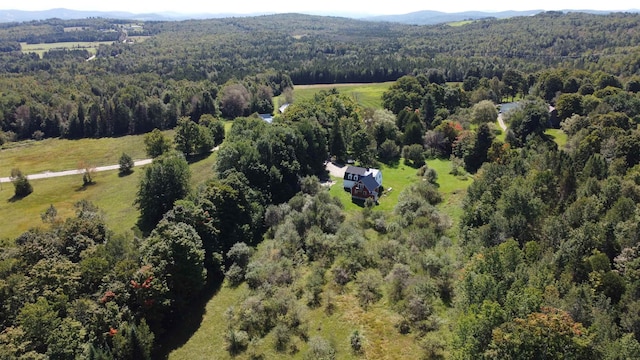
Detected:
left=0, top=8, right=268, bottom=23
left=362, top=9, right=638, bottom=25
left=1, top=7, right=639, bottom=24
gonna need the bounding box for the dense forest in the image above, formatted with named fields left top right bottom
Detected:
left=1, top=10, right=640, bottom=359
left=1, top=11, right=640, bottom=143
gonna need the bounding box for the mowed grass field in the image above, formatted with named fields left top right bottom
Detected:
left=545, top=128, right=569, bottom=148
left=20, top=36, right=149, bottom=57
left=277, top=82, right=393, bottom=110
left=0, top=134, right=156, bottom=176
left=21, top=41, right=114, bottom=57
left=0, top=130, right=220, bottom=241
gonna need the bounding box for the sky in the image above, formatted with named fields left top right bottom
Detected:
left=4, top=0, right=637, bottom=16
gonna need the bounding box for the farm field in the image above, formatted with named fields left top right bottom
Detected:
left=20, top=41, right=115, bottom=57
left=278, top=82, right=393, bottom=110
left=0, top=151, right=218, bottom=240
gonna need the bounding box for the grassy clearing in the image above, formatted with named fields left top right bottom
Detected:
left=447, top=20, right=474, bottom=26
left=170, top=158, right=470, bottom=360
left=426, top=158, right=472, bottom=230
left=328, top=161, right=419, bottom=213
left=0, top=168, right=141, bottom=240
left=20, top=41, right=114, bottom=57
left=168, top=283, right=250, bottom=360
left=0, top=133, right=167, bottom=176
left=0, top=129, right=219, bottom=241
left=0, top=152, right=217, bottom=241
left=276, top=82, right=393, bottom=110
left=328, top=158, right=471, bottom=216
left=545, top=128, right=568, bottom=148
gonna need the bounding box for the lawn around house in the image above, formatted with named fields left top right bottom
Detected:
left=328, top=158, right=472, bottom=217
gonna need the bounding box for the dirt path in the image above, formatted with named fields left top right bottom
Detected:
left=0, top=159, right=153, bottom=183
left=497, top=113, right=507, bottom=131
left=1, top=146, right=220, bottom=184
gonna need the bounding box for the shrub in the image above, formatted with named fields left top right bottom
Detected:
left=355, top=269, right=383, bottom=308
left=403, top=144, right=426, bottom=167
left=273, top=324, right=292, bottom=352
left=225, top=330, right=249, bottom=355
left=10, top=168, right=32, bottom=198
left=378, top=139, right=400, bottom=163
left=304, top=336, right=336, bottom=360
left=350, top=330, right=364, bottom=354
left=119, top=153, right=134, bottom=175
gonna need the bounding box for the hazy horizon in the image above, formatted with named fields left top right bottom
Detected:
left=1, top=0, right=637, bottom=16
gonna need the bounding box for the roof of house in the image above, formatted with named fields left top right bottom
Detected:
left=358, top=174, right=380, bottom=192
left=345, top=165, right=368, bottom=176
left=344, top=166, right=380, bottom=179
left=356, top=174, right=381, bottom=192
left=258, top=114, right=273, bottom=123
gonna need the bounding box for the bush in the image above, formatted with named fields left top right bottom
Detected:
left=403, top=144, right=426, bottom=168
left=355, top=269, right=383, bottom=308
left=378, top=139, right=400, bottom=163
left=273, top=324, right=292, bottom=352
left=304, top=336, right=336, bottom=360
left=119, top=153, right=134, bottom=175
left=225, top=330, right=249, bottom=355
left=350, top=330, right=364, bottom=354
left=10, top=168, right=32, bottom=198
left=417, top=165, right=438, bottom=185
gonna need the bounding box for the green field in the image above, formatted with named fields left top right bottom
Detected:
left=447, top=20, right=474, bottom=26
left=277, top=82, right=393, bottom=110
left=21, top=41, right=115, bottom=57
left=1, top=134, right=155, bottom=176
left=0, top=130, right=222, bottom=241
left=545, top=128, right=569, bottom=148
left=328, top=158, right=471, bottom=214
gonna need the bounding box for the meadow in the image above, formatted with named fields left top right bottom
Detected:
left=20, top=41, right=115, bottom=57
left=0, top=129, right=220, bottom=240
left=20, top=36, right=149, bottom=57
left=277, top=82, right=393, bottom=110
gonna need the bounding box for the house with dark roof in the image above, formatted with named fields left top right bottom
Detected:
left=343, top=166, right=382, bottom=191
left=343, top=165, right=382, bottom=202
left=351, top=174, right=381, bottom=201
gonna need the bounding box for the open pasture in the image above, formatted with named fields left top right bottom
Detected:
left=278, top=82, right=393, bottom=110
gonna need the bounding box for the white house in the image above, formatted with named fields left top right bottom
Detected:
left=343, top=165, right=382, bottom=191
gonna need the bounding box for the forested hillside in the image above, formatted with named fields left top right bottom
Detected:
left=1, top=12, right=640, bottom=143
left=1, top=9, right=640, bottom=360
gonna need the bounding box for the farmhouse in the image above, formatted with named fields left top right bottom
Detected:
left=343, top=165, right=382, bottom=190
left=343, top=165, right=383, bottom=201
left=351, top=174, right=381, bottom=201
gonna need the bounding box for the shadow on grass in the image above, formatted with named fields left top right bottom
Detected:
left=186, top=152, right=212, bottom=164
left=153, top=274, right=224, bottom=359
left=118, top=170, right=134, bottom=178
left=7, top=193, right=30, bottom=203
left=75, top=181, right=96, bottom=192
